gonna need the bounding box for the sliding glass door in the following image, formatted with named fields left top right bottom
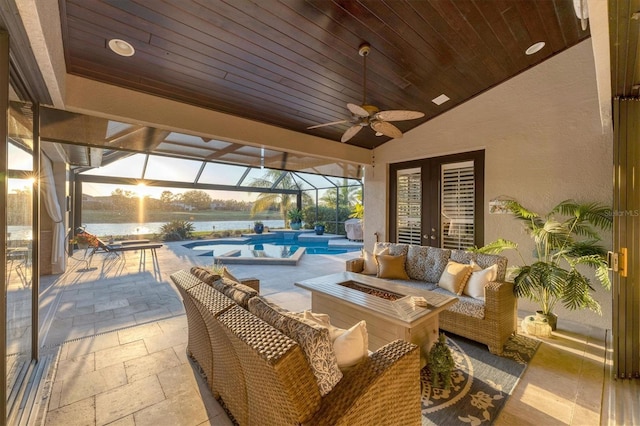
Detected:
left=390, top=151, right=484, bottom=249
left=5, top=102, right=36, bottom=421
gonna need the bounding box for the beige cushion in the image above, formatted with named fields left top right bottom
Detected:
left=189, top=266, right=221, bottom=285
left=362, top=246, right=389, bottom=275
left=301, top=311, right=368, bottom=370
left=332, top=320, right=368, bottom=370
left=376, top=253, right=410, bottom=280
left=220, top=278, right=258, bottom=308
left=438, top=260, right=473, bottom=295
left=302, top=310, right=331, bottom=327
left=248, top=298, right=343, bottom=396
left=463, top=261, right=498, bottom=300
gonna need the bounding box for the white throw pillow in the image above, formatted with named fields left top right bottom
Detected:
left=332, top=320, right=369, bottom=370
left=362, top=246, right=389, bottom=275
left=463, top=261, right=498, bottom=300
left=300, top=311, right=368, bottom=370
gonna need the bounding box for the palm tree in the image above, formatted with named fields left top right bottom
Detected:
left=248, top=170, right=312, bottom=227
left=320, top=179, right=361, bottom=209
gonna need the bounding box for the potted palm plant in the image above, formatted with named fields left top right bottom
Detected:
left=474, top=199, right=611, bottom=330
left=287, top=208, right=303, bottom=230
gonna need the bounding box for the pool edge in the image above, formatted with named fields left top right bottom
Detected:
left=215, top=247, right=306, bottom=265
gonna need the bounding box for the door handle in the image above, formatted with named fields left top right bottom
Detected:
left=608, top=248, right=628, bottom=277
left=620, top=248, right=628, bottom=277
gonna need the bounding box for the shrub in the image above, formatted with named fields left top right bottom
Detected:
left=160, top=219, right=195, bottom=241
left=302, top=205, right=351, bottom=234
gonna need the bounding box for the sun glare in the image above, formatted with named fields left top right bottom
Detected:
left=136, top=183, right=148, bottom=198
left=137, top=184, right=147, bottom=225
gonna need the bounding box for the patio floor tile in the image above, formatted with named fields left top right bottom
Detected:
left=45, top=396, right=95, bottom=426
left=59, top=362, right=127, bottom=407
left=94, top=340, right=148, bottom=370
left=95, top=375, right=164, bottom=425
left=124, top=347, right=182, bottom=382
left=38, top=239, right=614, bottom=425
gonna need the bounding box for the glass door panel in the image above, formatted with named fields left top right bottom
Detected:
left=6, top=104, right=34, bottom=412
left=7, top=177, right=33, bottom=341
left=396, top=167, right=421, bottom=245
left=441, top=161, right=475, bottom=249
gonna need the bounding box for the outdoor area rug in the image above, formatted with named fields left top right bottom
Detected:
left=421, top=333, right=540, bottom=425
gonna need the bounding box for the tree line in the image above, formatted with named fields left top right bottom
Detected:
left=82, top=171, right=362, bottom=225
left=84, top=189, right=256, bottom=212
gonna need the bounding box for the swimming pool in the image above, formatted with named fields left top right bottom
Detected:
left=183, top=232, right=361, bottom=265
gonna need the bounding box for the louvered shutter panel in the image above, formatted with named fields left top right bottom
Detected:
left=441, top=161, right=475, bottom=249
left=396, top=168, right=421, bottom=245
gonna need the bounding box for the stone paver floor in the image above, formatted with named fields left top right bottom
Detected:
left=39, top=239, right=356, bottom=425
left=35, top=239, right=610, bottom=425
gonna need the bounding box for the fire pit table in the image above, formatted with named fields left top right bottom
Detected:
left=295, top=272, right=457, bottom=366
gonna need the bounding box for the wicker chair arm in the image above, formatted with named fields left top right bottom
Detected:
left=219, top=305, right=322, bottom=423
left=306, top=339, right=421, bottom=426
left=345, top=258, right=364, bottom=273
left=484, top=280, right=516, bottom=320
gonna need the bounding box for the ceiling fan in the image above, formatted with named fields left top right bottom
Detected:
left=308, top=42, right=425, bottom=143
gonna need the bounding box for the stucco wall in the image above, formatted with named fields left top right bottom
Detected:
left=366, top=40, right=613, bottom=329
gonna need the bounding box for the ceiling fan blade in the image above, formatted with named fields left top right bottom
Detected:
left=371, top=120, right=403, bottom=139
left=341, top=125, right=363, bottom=142
left=307, top=119, right=349, bottom=130
left=375, top=110, right=425, bottom=121
left=347, top=103, right=370, bottom=117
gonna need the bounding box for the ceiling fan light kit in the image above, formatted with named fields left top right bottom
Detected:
left=308, top=42, right=425, bottom=143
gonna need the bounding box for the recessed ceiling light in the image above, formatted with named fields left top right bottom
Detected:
left=525, top=42, right=545, bottom=55
left=432, top=94, right=450, bottom=106
left=108, top=39, right=135, bottom=57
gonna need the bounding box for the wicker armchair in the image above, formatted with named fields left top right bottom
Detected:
left=218, top=305, right=421, bottom=426
left=172, top=269, right=422, bottom=426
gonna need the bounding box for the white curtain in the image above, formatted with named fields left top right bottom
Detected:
left=41, top=155, right=66, bottom=273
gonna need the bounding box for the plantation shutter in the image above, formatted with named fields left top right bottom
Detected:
left=441, top=161, right=475, bottom=249
left=396, top=168, right=421, bottom=245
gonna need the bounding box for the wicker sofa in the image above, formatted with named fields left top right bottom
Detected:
left=346, top=242, right=517, bottom=354
left=170, top=267, right=421, bottom=426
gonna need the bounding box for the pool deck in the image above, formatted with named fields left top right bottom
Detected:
left=33, top=240, right=360, bottom=425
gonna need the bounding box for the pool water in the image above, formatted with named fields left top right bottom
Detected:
left=185, top=237, right=359, bottom=258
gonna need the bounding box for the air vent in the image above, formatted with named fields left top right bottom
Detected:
left=432, top=94, right=450, bottom=105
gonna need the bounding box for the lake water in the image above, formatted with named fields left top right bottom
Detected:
left=84, top=219, right=286, bottom=237
left=8, top=219, right=285, bottom=239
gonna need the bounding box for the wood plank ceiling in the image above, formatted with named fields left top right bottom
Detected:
left=59, top=0, right=590, bottom=150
